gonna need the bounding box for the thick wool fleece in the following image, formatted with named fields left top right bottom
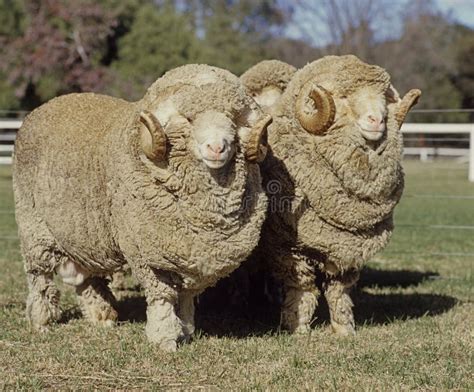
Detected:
left=262, top=55, right=403, bottom=274
left=251, top=55, right=412, bottom=334
left=13, top=64, right=268, bottom=346
left=240, top=60, right=297, bottom=96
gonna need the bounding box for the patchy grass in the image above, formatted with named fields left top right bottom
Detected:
left=0, top=161, right=473, bottom=390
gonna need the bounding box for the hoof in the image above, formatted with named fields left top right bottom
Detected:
left=331, top=322, right=356, bottom=336
left=293, top=324, right=311, bottom=335
left=86, top=307, right=118, bottom=326
left=159, top=339, right=178, bottom=352
left=96, top=319, right=116, bottom=328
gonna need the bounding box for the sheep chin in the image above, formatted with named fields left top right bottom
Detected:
left=202, top=157, right=228, bottom=170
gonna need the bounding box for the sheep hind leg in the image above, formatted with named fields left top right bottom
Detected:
left=26, top=271, right=61, bottom=332
left=281, top=286, right=319, bottom=334
left=324, top=271, right=359, bottom=336
left=75, top=277, right=118, bottom=327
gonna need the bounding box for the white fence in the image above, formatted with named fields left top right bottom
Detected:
left=400, top=123, right=474, bottom=181
left=1, top=120, right=474, bottom=181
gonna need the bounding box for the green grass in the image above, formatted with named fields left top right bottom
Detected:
left=1, top=161, right=473, bottom=390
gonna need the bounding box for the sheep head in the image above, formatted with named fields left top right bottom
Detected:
left=293, top=56, right=420, bottom=140
left=138, top=101, right=271, bottom=171
left=137, top=64, right=274, bottom=173
left=241, top=60, right=297, bottom=111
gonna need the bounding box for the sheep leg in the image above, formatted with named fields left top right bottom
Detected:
left=324, top=271, right=359, bottom=336
left=270, top=253, right=319, bottom=334
left=281, top=285, right=319, bottom=334
left=75, top=277, right=118, bottom=327
left=25, top=271, right=61, bottom=332
left=177, top=291, right=196, bottom=341
left=129, top=263, right=185, bottom=351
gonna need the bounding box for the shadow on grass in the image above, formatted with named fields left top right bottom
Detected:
left=358, top=267, right=440, bottom=289
left=352, top=292, right=457, bottom=325
left=116, top=294, right=147, bottom=323
left=110, top=266, right=457, bottom=338
left=58, top=307, right=82, bottom=324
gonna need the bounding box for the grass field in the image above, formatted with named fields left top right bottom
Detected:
left=0, top=161, right=473, bottom=390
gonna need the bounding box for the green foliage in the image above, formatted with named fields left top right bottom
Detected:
left=110, top=4, right=202, bottom=99
left=0, top=72, right=19, bottom=112
left=0, top=0, right=472, bottom=118
left=0, top=0, right=25, bottom=37
left=201, top=10, right=266, bottom=75
left=199, top=0, right=284, bottom=75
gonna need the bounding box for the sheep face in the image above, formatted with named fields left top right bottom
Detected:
left=347, top=86, right=388, bottom=141
left=192, top=111, right=236, bottom=169
left=142, top=98, right=270, bottom=172
left=295, top=82, right=399, bottom=141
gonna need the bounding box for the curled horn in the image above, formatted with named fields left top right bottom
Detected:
left=245, top=114, right=272, bottom=163
left=296, top=82, right=335, bottom=135
left=139, top=110, right=167, bottom=162
left=395, top=89, right=421, bottom=127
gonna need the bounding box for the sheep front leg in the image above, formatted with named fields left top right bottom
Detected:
left=272, top=255, right=320, bottom=334
left=129, top=263, right=185, bottom=351
left=281, top=286, right=319, bottom=334
left=323, top=271, right=359, bottom=336
left=75, top=277, right=118, bottom=327
left=26, top=271, right=61, bottom=331
left=177, top=291, right=196, bottom=341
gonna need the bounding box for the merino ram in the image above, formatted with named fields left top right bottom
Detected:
left=247, top=55, right=420, bottom=335
left=13, top=64, right=271, bottom=351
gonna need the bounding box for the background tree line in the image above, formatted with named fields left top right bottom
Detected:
left=0, top=0, right=473, bottom=122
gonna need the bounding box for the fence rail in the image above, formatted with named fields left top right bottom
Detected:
left=1, top=120, right=474, bottom=181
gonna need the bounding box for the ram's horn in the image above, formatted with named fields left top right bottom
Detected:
left=245, top=114, right=272, bottom=163
left=139, top=110, right=167, bottom=162
left=296, top=82, right=335, bottom=135
left=395, top=89, right=421, bottom=127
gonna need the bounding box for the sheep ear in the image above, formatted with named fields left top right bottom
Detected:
left=395, top=89, right=421, bottom=127
left=245, top=114, right=272, bottom=163
left=296, top=81, right=335, bottom=135
left=139, top=110, right=167, bottom=162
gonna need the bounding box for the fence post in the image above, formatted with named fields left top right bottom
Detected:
left=470, top=130, right=474, bottom=182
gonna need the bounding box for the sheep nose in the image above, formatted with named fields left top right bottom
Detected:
left=207, top=143, right=226, bottom=154
left=368, top=115, right=383, bottom=125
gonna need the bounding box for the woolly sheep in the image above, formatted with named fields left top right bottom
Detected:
left=256, top=55, right=420, bottom=335
left=240, top=60, right=296, bottom=110
left=13, top=64, right=271, bottom=351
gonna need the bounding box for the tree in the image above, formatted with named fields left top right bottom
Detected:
left=377, top=2, right=468, bottom=122
left=109, top=3, right=202, bottom=100
left=199, top=0, right=289, bottom=75
left=0, top=0, right=116, bottom=110
left=295, top=0, right=397, bottom=61
left=0, top=0, right=26, bottom=111
left=453, top=27, right=474, bottom=121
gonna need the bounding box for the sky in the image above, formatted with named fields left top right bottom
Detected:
left=284, top=0, right=474, bottom=46
left=437, top=0, right=474, bottom=27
